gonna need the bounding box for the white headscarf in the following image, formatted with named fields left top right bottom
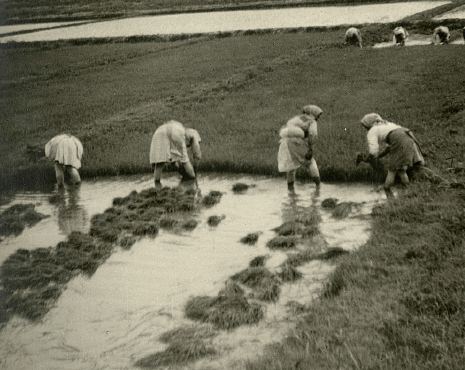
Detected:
left=360, top=113, right=384, bottom=130
left=302, top=105, right=323, bottom=120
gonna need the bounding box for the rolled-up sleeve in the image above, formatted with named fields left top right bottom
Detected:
left=367, top=129, right=380, bottom=156
left=191, top=131, right=202, bottom=160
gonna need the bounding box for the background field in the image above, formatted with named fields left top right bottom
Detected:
left=1, top=2, right=465, bottom=369
left=3, top=0, right=457, bottom=24
left=1, top=26, right=464, bottom=189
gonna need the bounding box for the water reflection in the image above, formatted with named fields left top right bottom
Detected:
left=52, top=187, right=89, bottom=234
left=0, top=174, right=384, bottom=370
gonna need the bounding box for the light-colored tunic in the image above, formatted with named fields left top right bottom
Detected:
left=393, top=27, right=408, bottom=43
left=45, top=134, right=83, bottom=169
left=366, top=121, right=401, bottom=156
left=278, top=114, right=318, bottom=173
left=432, top=26, right=450, bottom=43
left=149, top=120, right=201, bottom=164
left=344, top=27, right=362, bottom=46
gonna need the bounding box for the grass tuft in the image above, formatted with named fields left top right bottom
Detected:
left=266, top=235, right=297, bottom=250
left=240, top=232, right=260, bottom=245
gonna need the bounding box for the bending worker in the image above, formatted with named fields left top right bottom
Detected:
left=344, top=27, right=363, bottom=48
left=278, top=105, right=323, bottom=193
left=359, top=113, right=425, bottom=199
left=432, top=26, right=450, bottom=44
left=45, top=134, right=83, bottom=187
left=150, top=120, right=201, bottom=186
left=393, top=26, right=409, bottom=45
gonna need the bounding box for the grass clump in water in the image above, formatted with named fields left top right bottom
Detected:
left=269, top=213, right=321, bottom=249
left=201, top=190, right=223, bottom=207
left=331, top=202, right=352, bottom=219
left=240, top=232, right=261, bottom=245
left=232, top=182, right=254, bottom=193
left=120, top=235, right=137, bottom=250
left=135, top=338, right=216, bottom=368
left=231, top=266, right=281, bottom=302
left=277, top=264, right=303, bottom=282
left=0, top=185, right=200, bottom=324
left=136, top=325, right=218, bottom=368
left=266, top=235, right=297, bottom=250
left=185, top=293, right=264, bottom=330
left=207, top=215, right=225, bottom=227
left=0, top=231, right=113, bottom=322
left=273, top=222, right=305, bottom=236
left=249, top=255, right=268, bottom=267
left=181, top=219, right=198, bottom=230
left=159, top=217, right=179, bottom=229
left=0, top=203, right=48, bottom=238
left=321, top=198, right=338, bottom=209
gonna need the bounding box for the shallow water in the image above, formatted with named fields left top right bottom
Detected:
left=0, top=173, right=384, bottom=370
left=373, top=34, right=465, bottom=48
left=433, top=4, right=465, bottom=19
left=0, top=2, right=449, bottom=43
left=0, top=21, right=89, bottom=36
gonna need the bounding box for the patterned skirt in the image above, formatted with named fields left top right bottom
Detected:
left=385, top=128, right=425, bottom=171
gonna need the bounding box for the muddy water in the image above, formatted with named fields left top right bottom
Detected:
left=373, top=34, right=465, bottom=48
left=0, top=1, right=450, bottom=43
left=0, top=21, right=90, bottom=36
left=0, top=173, right=384, bottom=370
left=434, top=4, right=465, bottom=19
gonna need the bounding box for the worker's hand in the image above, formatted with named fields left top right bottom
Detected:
left=356, top=153, right=375, bottom=166
left=305, top=147, right=313, bottom=161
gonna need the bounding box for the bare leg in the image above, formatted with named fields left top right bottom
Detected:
left=384, top=170, right=397, bottom=199
left=287, top=170, right=296, bottom=192
left=398, top=166, right=409, bottom=186
left=308, top=158, right=321, bottom=190
left=182, top=161, right=196, bottom=179
left=154, top=163, right=164, bottom=187
left=54, top=162, right=65, bottom=187
left=67, top=166, right=81, bottom=185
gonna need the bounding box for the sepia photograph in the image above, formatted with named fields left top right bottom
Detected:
left=0, top=0, right=464, bottom=369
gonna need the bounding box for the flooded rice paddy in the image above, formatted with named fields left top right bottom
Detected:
left=434, top=4, right=465, bottom=20
left=0, top=173, right=384, bottom=369
left=0, top=1, right=450, bottom=43
left=373, top=34, right=465, bottom=48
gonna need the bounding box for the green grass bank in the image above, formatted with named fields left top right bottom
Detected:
left=1, top=8, right=465, bottom=369
left=1, top=24, right=464, bottom=190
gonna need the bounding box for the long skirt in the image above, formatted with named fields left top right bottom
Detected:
left=45, top=134, right=83, bottom=169
left=150, top=120, right=188, bottom=164
left=385, top=128, right=425, bottom=171
left=278, top=138, right=319, bottom=177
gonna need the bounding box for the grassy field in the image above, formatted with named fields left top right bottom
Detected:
left=1, top=23, right=464, bottom=188
left=1, top=2, right=465, bottom=369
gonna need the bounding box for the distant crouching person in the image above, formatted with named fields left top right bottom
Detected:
left=432, top=26, right=450, bottom=44
left=45, top=134, right=83, bottom=187
left=360, top=113, right=425, bottom=199
left=150, top=120, right=201, bottom=187
left=278, top=105, right=323, bottom=193
left=393, top=26, right=408, bottom=45
left=344, top=27, right=363, bottom=48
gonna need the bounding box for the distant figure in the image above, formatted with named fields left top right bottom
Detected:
left=278, top=105, right=323, bottom=193
left=45, top=134, right=83, bottom=187
left=344, top=27, right=363, bottom=48
left=360, top=113, right=425, bottom=199
left=150, top=120, right=201, bottom=187
left=432, top=26, right=450, bottom=44
left=393, top=26, right=409, bottom=46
